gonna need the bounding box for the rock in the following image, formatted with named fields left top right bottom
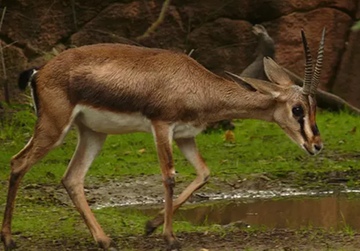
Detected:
left=332, top=30, right=360, bottom=108
left=262, top=8, right=352, bottom=90
left=0, top=41, right=27, bottom=101
left=187, top=18, right=257, bottom=76
left=71, top=2, right=146, bottom=47
left=222, top=220, right=250, bottom=229
left=1, top=0, right=121, bottom=50
left=0, top=0, right=359, bottom=106
left=71, top=1, right=186, bottom=52
left=139, top=4, right=187, bottom=52
left=174, top=0, right=355, bottom=27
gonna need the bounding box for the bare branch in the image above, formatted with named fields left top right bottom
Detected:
left=87, top=29, right=143, bottom=46
left=137, top=0, right=171, bottom=41
left=187, top=49, right=194, bottom=57
left=0, top=7, right=7, bottom=79
left=2, top=41, right=18, bottom=50
left=71, top=0, right=78, bottom=30
left=0, top=7, right=9, bottom=104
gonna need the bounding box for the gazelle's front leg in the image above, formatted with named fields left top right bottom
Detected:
left=151, top=121, right=180, bottom=251
left=146, top=137, right=210, bottom=235
left=61, top=123, right=110, bottom=250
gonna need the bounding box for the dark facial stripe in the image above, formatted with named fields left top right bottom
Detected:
left=311, top=124, right=320, bottom=136
left=308, top=96, right=320, bottom=136
left=298, top=117, right=308, bottom=142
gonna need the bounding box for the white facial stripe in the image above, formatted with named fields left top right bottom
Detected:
left=303, top=116, right=313, bottom=141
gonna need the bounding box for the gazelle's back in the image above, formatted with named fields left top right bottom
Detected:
left=38, top=43, right=234, bottom=122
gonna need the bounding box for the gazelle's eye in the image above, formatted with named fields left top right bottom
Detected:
left=292, top=106, right=304, bottom=117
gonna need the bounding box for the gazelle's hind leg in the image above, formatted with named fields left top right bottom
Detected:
left=1, top=113, right=74, bottom=250
left=146, top=137, right=210, bottom=235
left=61, top=122, right=110, bottom=250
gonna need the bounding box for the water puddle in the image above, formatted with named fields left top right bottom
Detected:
left=141, top=193, right=360, bottom=231
left=92, top=188, right=360, bottom=209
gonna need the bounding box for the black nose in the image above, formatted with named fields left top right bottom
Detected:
left=314, top=144, right=322, bottom=151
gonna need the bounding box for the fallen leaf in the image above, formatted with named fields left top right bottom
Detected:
left=223, top=130, right=235, bottom=142
left=138, top=149, right=146, bottom=154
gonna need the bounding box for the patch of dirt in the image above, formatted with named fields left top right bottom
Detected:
left=15, top=229, right=360, bottom=251
left=20, top=173, right=290, bottom=209
left=20, top=168, right=360, bottom=209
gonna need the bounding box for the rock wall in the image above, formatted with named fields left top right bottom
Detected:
left=0, top=0, right=359, bottom=107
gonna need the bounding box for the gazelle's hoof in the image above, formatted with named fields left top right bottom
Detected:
left=145, top=220, right=157, bottom=236
left=97, top=237, right=112, bottom=250
left=1, top=235, right=16, bottom=251
left=166, top=239, right=181, bottom=251
left=145, top=214, right=164, bottom=236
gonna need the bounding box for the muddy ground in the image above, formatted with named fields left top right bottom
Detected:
left=13, top=228, right=360, bottom=251
left=22, top=174, right=289, bottom=209
left=19, top=169, right=360, bottom=209
left=6, top=171, right=359, bottom=251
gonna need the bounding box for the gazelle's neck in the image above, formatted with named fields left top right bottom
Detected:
left=203, top=75, right=276, bottom=123
left=225, top=87, right=276, bottom=122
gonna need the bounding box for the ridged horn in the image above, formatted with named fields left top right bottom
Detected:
left=301, top=30, right=312, bottom=96
left=310, top=28, right=326, bottom=96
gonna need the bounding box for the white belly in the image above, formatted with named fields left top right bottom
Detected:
left=74, top=105, right=205, bottom=138
left=173, top=124, right=205, bottom=138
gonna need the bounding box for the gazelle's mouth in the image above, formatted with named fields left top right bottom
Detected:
left=302, top=142, right=323, bottom=156
left=302, top=144, right=315, bottom=156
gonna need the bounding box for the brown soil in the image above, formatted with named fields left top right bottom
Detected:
left=19, top=175, right=290, bottom=209
left=16, top=229, right=360, bottom=251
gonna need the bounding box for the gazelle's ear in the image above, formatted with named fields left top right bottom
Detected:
left=225, top=71, right=284, bottom=99
left=263, top=57, right=293, bottom=87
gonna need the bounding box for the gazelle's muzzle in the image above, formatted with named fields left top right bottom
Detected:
left=302, top=135, right=323, bottom=155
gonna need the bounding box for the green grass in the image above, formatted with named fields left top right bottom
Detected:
left=1, top=105, right=359, bottom=185
left=0, top=104, right=360, bottom=250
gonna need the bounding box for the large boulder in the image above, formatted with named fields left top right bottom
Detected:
left=0, top=0, right=358, bottom=107
left=70, top=1, right=186, bottom=52
left=0, top=0, right=127, bottom=50
left=332, top=30, right=360, bottom=108
left=187, top=18, right=257, bottom=76
left=174, top=0, right=356, bottom=28
left=0, top=41, right=27, bottom=99
left=262, top=8, right=352, bottom=90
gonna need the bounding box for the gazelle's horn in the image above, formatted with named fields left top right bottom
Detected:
left=301, top=30, right=312, bottom=96
left=310, top=28, right=326, bottom=96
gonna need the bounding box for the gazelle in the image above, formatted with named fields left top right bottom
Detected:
left=1, top=29, right=325, bottom=251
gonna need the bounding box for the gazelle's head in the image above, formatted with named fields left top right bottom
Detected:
left=228, top=29, right=326, bottom=155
